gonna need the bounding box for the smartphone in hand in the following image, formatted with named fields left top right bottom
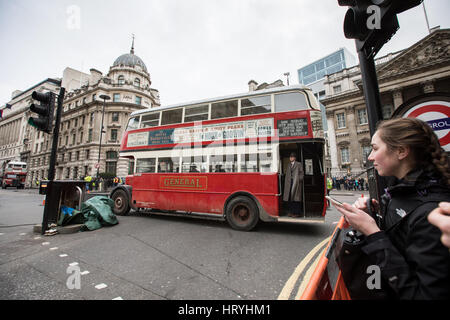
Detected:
left=326, top=196, right=344, bottom=208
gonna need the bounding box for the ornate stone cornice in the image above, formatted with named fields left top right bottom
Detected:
left=321, top=89, right=362, bottom=106
left=378, top=29, right=450, bottom=82
left=337, top=140, right=350, bottom=147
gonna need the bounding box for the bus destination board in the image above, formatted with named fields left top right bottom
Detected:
left=277, top=118, right=308, bottom=137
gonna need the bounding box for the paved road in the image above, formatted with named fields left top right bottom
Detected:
left=0, top=188, right=366, bottom=300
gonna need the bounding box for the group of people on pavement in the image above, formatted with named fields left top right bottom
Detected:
left=83, top=176, right=124, bottom=192
left=332, top=176, right=368, bottom=191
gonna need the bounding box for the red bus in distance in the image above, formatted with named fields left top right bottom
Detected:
left=111, top=85, right=327, bottom=231
left=1, top=161, right=27, bottom=189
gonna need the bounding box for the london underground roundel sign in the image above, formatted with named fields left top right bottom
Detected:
left=392, top=93, right=450, bottom=152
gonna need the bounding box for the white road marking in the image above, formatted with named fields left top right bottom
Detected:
left=20, top=233, right=26, bottom=235
left=112, top=297, right=123, bottom=300
left=95, top=283, right=107, bottom=290
left=49, top=247, right=58, bottom=251
left=69, top=262, right=79, bottom=266
left=81, top=271, right=90, bottom=275
left=34, top=236, right=41, bottom=240
left=59, top=254, right=68, bottom=257
left=42, top=242, right=50, bottom=246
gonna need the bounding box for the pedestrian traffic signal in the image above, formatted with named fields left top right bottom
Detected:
left=28, top=91, right=56, bottom=134
left=338, top=0, right=423, bottom=56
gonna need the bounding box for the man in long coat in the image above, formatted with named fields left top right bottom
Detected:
left=283, top=152, right=304, bottom=217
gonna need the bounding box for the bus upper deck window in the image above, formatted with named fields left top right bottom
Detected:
left=127, top=117, right=140, bottom=131
left=241, top=95, right=271, bottom=116
left=184, top=105, right=209, bottom=123
left=275, top=92, right=308, bottom=112
left=211, top=100, right=238, bottom=120
left=161, top=109, right=183, bottom=125
left=141, top=113, right=160, bottom=128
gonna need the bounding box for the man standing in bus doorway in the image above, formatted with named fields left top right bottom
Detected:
left=283, top=152, right=304, bottom=218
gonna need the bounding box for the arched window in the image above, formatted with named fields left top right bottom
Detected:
left=118, top=75, right=125, bottom=85
left=134, top=78, right=140, bottom=87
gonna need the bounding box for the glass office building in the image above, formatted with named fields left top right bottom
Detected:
left=296, top=48, right=357, bottom=153
left=298, top=48, right=356, bottom=86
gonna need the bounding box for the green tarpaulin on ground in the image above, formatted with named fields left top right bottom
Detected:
left=58, top=196, right=118, bottom=231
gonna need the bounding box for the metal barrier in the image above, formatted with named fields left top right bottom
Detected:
left=41, top=180, right=86, bottom=233
left=300, top=216, right=351, bottom=300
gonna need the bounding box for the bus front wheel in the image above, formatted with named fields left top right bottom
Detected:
left=111, top=189, right=130, bottom=216
left=226, top=196, right=259, bottom=231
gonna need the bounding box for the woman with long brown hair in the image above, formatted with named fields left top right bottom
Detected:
left=335, top=117, right=450, bottom=299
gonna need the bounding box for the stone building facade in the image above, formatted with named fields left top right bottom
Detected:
left=0, top=78, right=61, bottom=177
left=0, top=44, right=160, bottom=187
left=321, top=28, right=450, bottom=177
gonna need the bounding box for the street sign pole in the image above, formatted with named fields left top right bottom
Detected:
left=357, top=47, right=386, bottom=201
left=41, top=86, right=65, bottom=234
left=337, top=0, right=424, bottom=202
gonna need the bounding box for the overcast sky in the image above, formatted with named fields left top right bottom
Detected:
left=0, top=0, right=449, bottom=107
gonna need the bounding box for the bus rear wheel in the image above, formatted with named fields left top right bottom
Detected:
left=111, top=189, right=130, bottom=216
left=226, top=196, right=259, bottom=231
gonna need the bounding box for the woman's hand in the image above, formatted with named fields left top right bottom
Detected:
left=428, top=202, right=450, bottom=248
left=336, top=203, right=381, bottom=236
left=353, top=196, right=379, bottom=214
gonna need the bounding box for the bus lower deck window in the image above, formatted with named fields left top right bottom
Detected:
left=158, top=157, right=180, bottom=173
left=136, top=158, right=156, bottom=173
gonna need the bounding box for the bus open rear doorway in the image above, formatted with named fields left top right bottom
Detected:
left=278, top=141, right=326, bottom=223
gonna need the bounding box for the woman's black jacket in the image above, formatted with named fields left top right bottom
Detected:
left=361, top=169, right=450, bottom=300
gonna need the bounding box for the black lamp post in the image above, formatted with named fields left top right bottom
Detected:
left=97, top=94, right=110, bottom=180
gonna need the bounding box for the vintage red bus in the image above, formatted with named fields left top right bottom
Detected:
left=111, top=85, right=327, bottom=230
left=1, top=161, right=27, bottom=189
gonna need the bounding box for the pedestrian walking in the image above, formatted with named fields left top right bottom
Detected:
left=84, top=175, right=92, bottom=192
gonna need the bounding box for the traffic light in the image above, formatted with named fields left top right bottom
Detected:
left=28, top=91, right=55, bottom=134
left=338, top=0, right=423, bottom=56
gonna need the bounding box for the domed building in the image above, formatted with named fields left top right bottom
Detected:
left=107, top=40, right=158, bottom=103
left=23, top=39, right=161, bottom=186
left=113, top=50, right=148, bottom=72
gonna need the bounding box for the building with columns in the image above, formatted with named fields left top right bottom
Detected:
left=321, top=28, right=450, bottom=177
left=0, top=42, right=160, bottom=187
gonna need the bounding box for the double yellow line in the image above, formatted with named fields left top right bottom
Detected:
left=277, top=236, right=331, bottom=300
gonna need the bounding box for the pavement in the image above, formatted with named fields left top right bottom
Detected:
left=330, top=189, right=369, bottom=197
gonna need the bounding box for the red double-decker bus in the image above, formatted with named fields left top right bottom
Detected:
left=111, top=85, right=327, bottom=230
left=1, top=161, right=27, bottom=189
